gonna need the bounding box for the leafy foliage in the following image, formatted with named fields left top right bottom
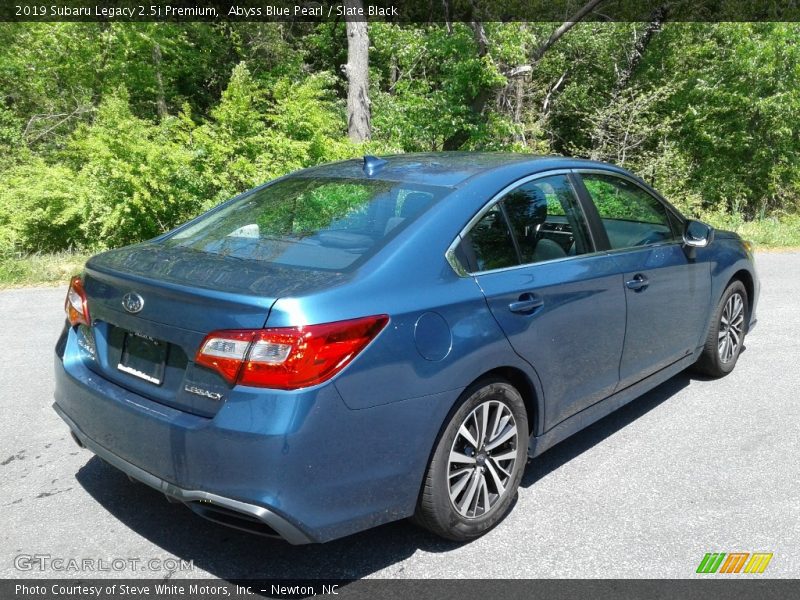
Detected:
left=1, top=21, right=799, bottom=257
left=0, top=159, right=88, bottom=253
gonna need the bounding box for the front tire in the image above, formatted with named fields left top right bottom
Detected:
left=694, top=280, right=748, bottom=377
left=413, top=378, right=528, bottom=541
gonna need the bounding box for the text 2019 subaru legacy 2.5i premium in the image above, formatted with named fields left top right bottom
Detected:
left=54, top=153, right=758, bottom=544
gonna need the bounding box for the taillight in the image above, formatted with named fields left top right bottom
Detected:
left=195, top=315, right=389, bottom=390
left=65, top=276, right=91, bottom=327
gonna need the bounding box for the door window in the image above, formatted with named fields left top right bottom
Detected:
left=461, top=204, right=518, bottom=272
left=460, top=174, right=593, bottom=273
left=581, top=173, right=679, bottom=250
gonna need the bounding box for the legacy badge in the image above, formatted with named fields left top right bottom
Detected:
left=184, top=385, right=223, bottom=401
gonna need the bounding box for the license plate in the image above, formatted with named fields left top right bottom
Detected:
left=117, top=332, right=167, bottom=385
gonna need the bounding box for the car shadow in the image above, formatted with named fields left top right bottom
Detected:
left=74, top=369, right=696, bottom=581
left=521, top=370, right=692, bottom=488
left=75, top=457, right=460, bottom=580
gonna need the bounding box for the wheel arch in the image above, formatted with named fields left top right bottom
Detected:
left=729, top=268, right=754, bottom=328
left=413, top=364, right=541, bottom=509
left=429, top=365, right=541, bottom=455
left=481, top=366, right=539, bottom=436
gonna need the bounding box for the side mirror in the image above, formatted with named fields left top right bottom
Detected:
left=683, top=219, right=714, bottom=248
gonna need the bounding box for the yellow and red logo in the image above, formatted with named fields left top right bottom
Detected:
left=696, top=552, right=773, bottom=574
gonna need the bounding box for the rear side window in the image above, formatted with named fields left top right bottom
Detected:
left=502, top=175, right=592, bottom=262
left=167, top=178, right=447, bottom=270
left=581, top=173, right=679, bottom=250
left=460, top=174, right=592, bottom=273
left=462, top=204, right=519, bottom=272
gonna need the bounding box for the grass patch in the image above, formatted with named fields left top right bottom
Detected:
left=704, top=213, right=800, bottom=249
left=1, top=215, right=798, bottom=289
left=0, top=251, right=91, bottom=289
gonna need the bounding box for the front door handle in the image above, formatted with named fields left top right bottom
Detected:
left=508, top=293, right=544, bottom=314
left=625, top=274, right=649, bottom=291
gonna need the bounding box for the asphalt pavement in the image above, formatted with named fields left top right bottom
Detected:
left=1, top=251, right=798, bottom=579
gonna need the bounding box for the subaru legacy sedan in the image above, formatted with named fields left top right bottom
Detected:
left=54, top=153, right=758, bottom=543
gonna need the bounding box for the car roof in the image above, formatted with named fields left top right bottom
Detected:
left=297, top=152, right=627, bottom=188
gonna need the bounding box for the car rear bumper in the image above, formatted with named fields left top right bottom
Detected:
left=53, top=325, right=458, bottom=543
left=54, top=402, right=312, bottom=544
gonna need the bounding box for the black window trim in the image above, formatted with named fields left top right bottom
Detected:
left=498, top=200, right=525, bottom=266
left=445, top=169, right=604, bottom=277
left=571, top=168, right=687, bottom=254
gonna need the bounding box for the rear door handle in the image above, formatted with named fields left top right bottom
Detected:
left=508, top=293, right=544, bottom=314
left=625, top=274, right=649, bottom=291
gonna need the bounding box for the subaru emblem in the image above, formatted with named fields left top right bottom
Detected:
left=121, top=292, right=144, bottom=314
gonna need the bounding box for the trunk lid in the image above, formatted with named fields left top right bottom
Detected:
left=80, top=242, right=351, bottom=416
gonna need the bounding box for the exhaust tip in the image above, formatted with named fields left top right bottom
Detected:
left=69, top=430, right=85, bottom=448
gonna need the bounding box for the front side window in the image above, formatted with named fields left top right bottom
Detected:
left=166, top=177, right=446, bottom=270
left=581, top=173, right=679, bottom=250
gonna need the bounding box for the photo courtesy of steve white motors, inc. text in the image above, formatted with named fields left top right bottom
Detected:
left=15, top=583, right=340, bottom=597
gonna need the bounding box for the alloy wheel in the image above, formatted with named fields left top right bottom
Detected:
left=718, top=292, right=745, bottom=363
left=447, top=400, right=519, bottom=519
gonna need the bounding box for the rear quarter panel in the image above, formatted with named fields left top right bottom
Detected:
left=264, top=179, right=546, bottom=414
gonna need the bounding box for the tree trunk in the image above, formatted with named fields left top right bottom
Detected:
left=611, top=5, right=668, bottom=97
left=592, top=5, right=668, bottom=156
left=442, top=0, right=453, bottom=35
left=389, top=54, right=399, bottom=94
left=344, top=0, right=371, bottom=142
left=152, top=42, right=167, bottom=119
left=530, top=0, right=607, bottom=65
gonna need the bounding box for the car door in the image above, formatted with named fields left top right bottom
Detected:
left=458, top=173, right=627, bottom=430
left=576, top=171, right=712, bottom=389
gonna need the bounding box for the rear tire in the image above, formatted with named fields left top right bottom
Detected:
left=694, top=281, right=748, bottom=378
left=413, top=378, right=528, bottom=541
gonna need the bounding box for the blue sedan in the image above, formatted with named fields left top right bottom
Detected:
left=54, top=153, right=758, bottom=543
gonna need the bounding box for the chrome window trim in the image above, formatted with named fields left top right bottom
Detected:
left=445, top=168, right=591, bottom=278
left=451, top=247, right=611, bottom=277
left=445, top=236, right=471, bottom=277
left=444, top=166, right=690, bottom=278
left=602, top=239, right=686, bottom=257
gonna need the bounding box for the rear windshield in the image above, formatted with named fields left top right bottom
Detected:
left=166, top=177, right=448, bottom=270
